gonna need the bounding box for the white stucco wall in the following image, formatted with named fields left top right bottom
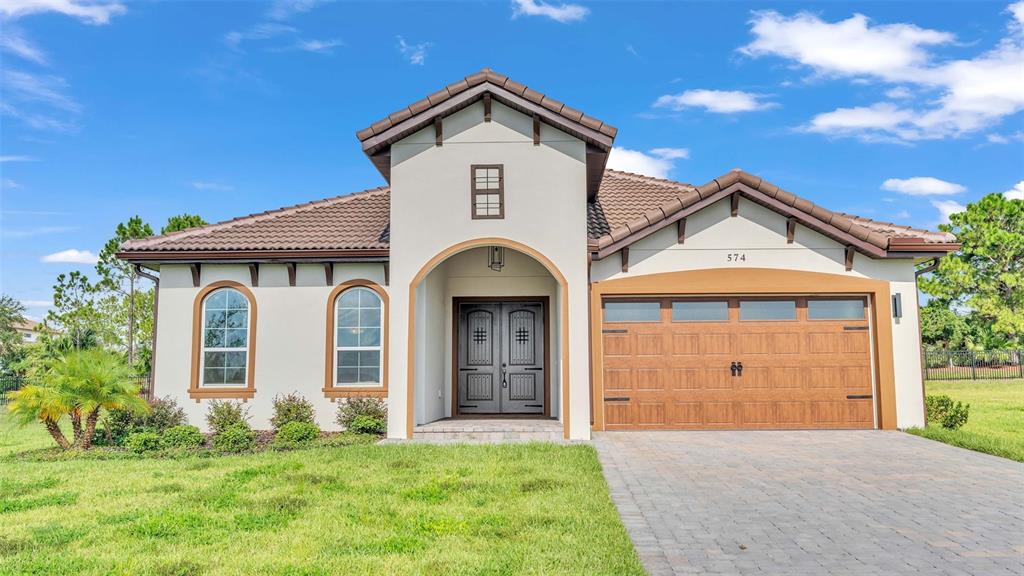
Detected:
left=153, top=262, right=388, bottom=431
left=389, top=100, right=590, bottom=438
left=591, top=196, right=927, bottom=428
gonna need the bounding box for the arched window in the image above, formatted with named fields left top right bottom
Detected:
left=200, top=287, right=250, bottom=387
left=334, top=286, right=383, bottom=387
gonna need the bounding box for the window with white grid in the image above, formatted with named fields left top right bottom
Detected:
left=471, top=165, right=504, bottom=219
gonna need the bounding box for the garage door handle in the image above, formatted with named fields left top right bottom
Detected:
left=604, top=396, right=630, bottom=402
left=602, top=329, right=627, bottom=334
left=846, top=394, right=872, bottom=399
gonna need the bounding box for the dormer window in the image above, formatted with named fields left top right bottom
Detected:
left=471, top=164, right=504, bottom=219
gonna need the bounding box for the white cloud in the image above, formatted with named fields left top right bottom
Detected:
left=885, top=86, right=912, bottom=99
left=0, top=0, right=126, bottom=25
left=607, top=147, right=690, bottom=179
left=742, top=5, right=1024, bottom=142
left=0, top=155, right=38, bottom=162
left=1, top=178, right=20, bottom=189
left=191, top=181, right=234, bottom=192
left=1, top=69, right=81, bottom=131
left=397, top=36, right=431, bottom=65
left=511, top=0, right=589, bottom=23
left=931, top=199, right=966, bottom=223
left=293, top=38, right=343, bottom=54
left=881, top=177, right=966, bottom=196
left=20, top=299, right=51, bottom=308
left=1004, top=181, right=1024, bottom=200
left=266, top=0, right=318, bottom=20
left=224, top=23, right=296, bottom=49
left=654, top=89, right=776, bottom=114
left=894, top=209, right=911, bottom=219
left=41, top=248, right=98, bottom=264
left=741, top=11, right=952, bottom=80
left=1, top=26, right=47, bottom=64
left=987, top=133, right=1010, bottom=144
left=648, top=147, right=690, bottom=160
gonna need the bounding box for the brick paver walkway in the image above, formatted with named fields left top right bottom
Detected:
left=595, top=431, right=1024, bottom=575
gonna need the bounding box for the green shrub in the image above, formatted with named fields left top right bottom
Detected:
left=206, top=401, right=251, bottom=436
left=212, top=425, right=256, bottom=453
left=348, top=414, right=386, bottom=435
left=124, top=431, right=161, bottom=454
left=336, top=397, right=387, bottom=430
left=270, top=393, right=316, bottom=432
left=926, top=394, right=971, bottom=430
left=98, top=396, right=186, bottom=445
left=160, top=425, right=204, bottom=450
left=272, top=421, right=320, bottom=449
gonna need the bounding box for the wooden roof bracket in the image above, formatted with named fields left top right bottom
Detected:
left=286, top=262, right=297, bottom=286
left=483, top=93, right=492, bottom=122
left=677, top=217, right=686, bottom=244
left=434, top=117, right=443, bottom=147
left=620, top=247, right=629, bottom=273
left=383, top=262, right=390, bottom=286
left=731, top=192, right=740, bottom=217
left=845, top=246, right=855, bottom=271
left=532, top=114, right=541, bottom=146
left=248, top=263, right=259, bottom=287
left=189, top=263, right=201, bottom=287
left=323, top=262, right=333, bottom=286
left=786, top=218, right=796, bottom=244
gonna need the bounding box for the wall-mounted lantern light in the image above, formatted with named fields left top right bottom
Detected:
left=488, top=246, right=505, bottom=272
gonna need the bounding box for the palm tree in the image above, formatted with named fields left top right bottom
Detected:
left=7, top=384, right=74, bottom=449
left=7, top=349, right=148, bottom=450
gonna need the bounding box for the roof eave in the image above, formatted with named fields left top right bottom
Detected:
left=116, top=248, right=390, bottom=264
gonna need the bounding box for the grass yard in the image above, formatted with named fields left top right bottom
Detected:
left=0, top=409, right=643, bottom=576
left=907, top=379, right=1024, bottom=463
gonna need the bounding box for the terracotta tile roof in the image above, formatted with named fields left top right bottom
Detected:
left=119, top=169, right=954, bottom=259
left=120, top=186, right=390, bottom=253
left=590, top=169, right=957, bottom=255
left=356, top=68, right=617, bottom=145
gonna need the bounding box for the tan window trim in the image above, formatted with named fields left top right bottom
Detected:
left=190, top=280, right=257, bottom=402
left=470, top=164, right=504, bottom=220
left=324, top=279, right=389, bottom=400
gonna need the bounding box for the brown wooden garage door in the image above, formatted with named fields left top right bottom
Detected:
left=601, top=296, right=875, bottom=430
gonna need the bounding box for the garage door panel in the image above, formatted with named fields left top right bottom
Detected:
left=740, top=402, right=772, bottom=425
left=601, top=296, right=875, bottom=430
left=671, top=368, right=700, bottom=390
left=637, top=402, right=666, bottom=426
left=671, top=334, right=700, bottom=355
left=604, top=368, right=632, bottom=392
left=603, top=333, right=632, bottom=356
left=700, top=333, right=733, bottom=354
left=637, top=368, right=664, bottom=390
left=672, top=401, right=703, bottom=424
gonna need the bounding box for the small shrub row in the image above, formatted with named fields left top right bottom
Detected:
left=98, top=396, right=187, bottom=446
left=925, top=395, right=970, bottom=430
left=125, top=425, right=204, bottom=454
left=336, top=398, right=386, bottom=435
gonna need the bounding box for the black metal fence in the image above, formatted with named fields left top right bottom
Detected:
left=0, top=375, right=151, bottom=406
left=924, top=349, right=1024, bottom=381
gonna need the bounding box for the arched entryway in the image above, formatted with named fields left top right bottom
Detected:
left=405, top=237, right=570, bottom=439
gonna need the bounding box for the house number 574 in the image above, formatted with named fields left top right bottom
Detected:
left=726, top=253, right=747, bottom=262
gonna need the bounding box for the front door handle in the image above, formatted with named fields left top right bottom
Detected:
left=736, top=362, right=743, bottom=376
left=730, top=362, right=738, bottom=376
left=501, top=363, right=507, bottom=388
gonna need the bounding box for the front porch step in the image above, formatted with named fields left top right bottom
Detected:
left=411, top=418, right=567, bottom=443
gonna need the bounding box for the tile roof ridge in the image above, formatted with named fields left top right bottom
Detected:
left=121, top=185, right=390, bottom=251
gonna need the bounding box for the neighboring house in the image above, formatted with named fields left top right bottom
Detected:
left=13, top=319, right=42, bottom=344
left=117, top=69, right=958, bottom=439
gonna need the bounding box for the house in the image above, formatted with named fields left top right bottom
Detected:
left=117, top=69, right=958, bottom=440
left=13, top=319, right=42, bottom=344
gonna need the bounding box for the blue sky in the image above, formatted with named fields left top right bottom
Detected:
left=2, top=0, right=1023, bottom=319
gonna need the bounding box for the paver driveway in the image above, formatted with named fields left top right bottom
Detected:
left=595, top=431, right=1024, bottom=575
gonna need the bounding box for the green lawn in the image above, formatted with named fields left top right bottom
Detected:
left=0, top=409, right=643, bottom=576
left=907, top=379, right=1024, bottom=463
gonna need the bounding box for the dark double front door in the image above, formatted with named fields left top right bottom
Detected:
left=457, top=301, right=545, bottom=414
